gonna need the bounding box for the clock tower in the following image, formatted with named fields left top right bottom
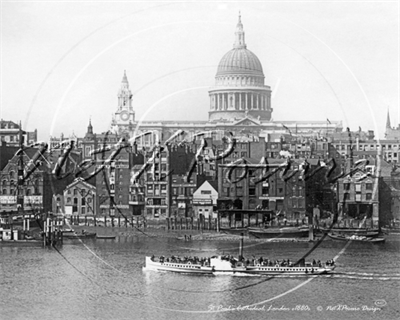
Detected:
left=111, top=71, right=136, bottom=135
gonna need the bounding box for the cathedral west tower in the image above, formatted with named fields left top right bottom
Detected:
left=111, top=71, right=136, bottom=135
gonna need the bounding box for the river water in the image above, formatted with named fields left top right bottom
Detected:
left=1, top=229, right=399, bottom=320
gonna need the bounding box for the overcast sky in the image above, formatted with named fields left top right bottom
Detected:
left=1, top=0, right=398, bottom=141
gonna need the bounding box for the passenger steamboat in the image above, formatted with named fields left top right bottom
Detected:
left=144, top=255, right=335, bottom=276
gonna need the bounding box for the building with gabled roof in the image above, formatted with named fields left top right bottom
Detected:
left=63, top=177, right=97, bottom=216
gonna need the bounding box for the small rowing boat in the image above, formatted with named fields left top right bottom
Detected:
left=219, top=227, right=248, bottom=235
left=62, top=230, right=96, bottom=239
left=248, top=226, right=309, bottom=239
left=319, top=227, right=379, bottom=237
left=96, top=235, right=116, bottom=240
left=328, top=233, right=385, bottom=243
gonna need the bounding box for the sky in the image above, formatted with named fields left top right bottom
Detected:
left=1, top=0, right=398, bottom=142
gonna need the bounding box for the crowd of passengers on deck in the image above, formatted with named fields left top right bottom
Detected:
left=152, top=255, right=212, bottom=266
left=151, top=255, right=335, bottom=268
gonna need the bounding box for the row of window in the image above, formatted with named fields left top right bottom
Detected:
left=343, top=193, right=373, bottom=200
left=171, top=187, right=194, bottom=196
left=1, top=188, right=38, bottom=195
left=70, top=206, right=93, bottom=214
left=66, top=197, right=92, bottom=205
left=343, top=183, right=373, bottom=191
left=147, top=184, right=167, bottom=193
left=66, top=188, right=94, bottom=196
left=147, top=208, right=167, bottom=218
left=147, top=198, right=167, bottom=205
left=1, top=135, right=18, bottom=142
left=336, top=144, right=399, bottom=151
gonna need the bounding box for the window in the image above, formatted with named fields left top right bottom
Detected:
left=81, top=198, right=86, bottom=206
left=147, top=185, right=153, bottom=193
left=74, top=189, right=77, bottom=196
left=224, top=187, right=230, bottom=197
left=366, top=183, right=372, bottom=190
left=344, top=193, right=350, bottom=201
left=249, top=187, right=256, bottom=196
left=355, top=194, right=361, bottom=201
left=81, top=207, right=86, bottom=214
left=355, top=184, right=361, bottom=192
left=344, top=183, right=350, bottom=191
left=201, top=190, right=212, bottom=195
left=366, top=193, right=372, bottom=200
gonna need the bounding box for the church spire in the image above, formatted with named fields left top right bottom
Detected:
left=234, top=12, right=246, bottom=49
left=122, top=70, right=128, bottom=84
left=386, top=108, right=391, bottom=129
left=87, top=117, right=93, bottom=135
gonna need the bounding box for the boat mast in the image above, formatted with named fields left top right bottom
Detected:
left=239, top=232, right=244, bottom=259
left=14, top=123, right=25, bottom=239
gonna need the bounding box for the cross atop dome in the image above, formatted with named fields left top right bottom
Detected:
left=234, top=12, right=246, bottom=49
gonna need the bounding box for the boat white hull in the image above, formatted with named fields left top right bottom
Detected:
left=144, top=257, right=214, bottom=274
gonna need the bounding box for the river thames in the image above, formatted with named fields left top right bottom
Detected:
left=1, top=229, right=399, bottom=320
